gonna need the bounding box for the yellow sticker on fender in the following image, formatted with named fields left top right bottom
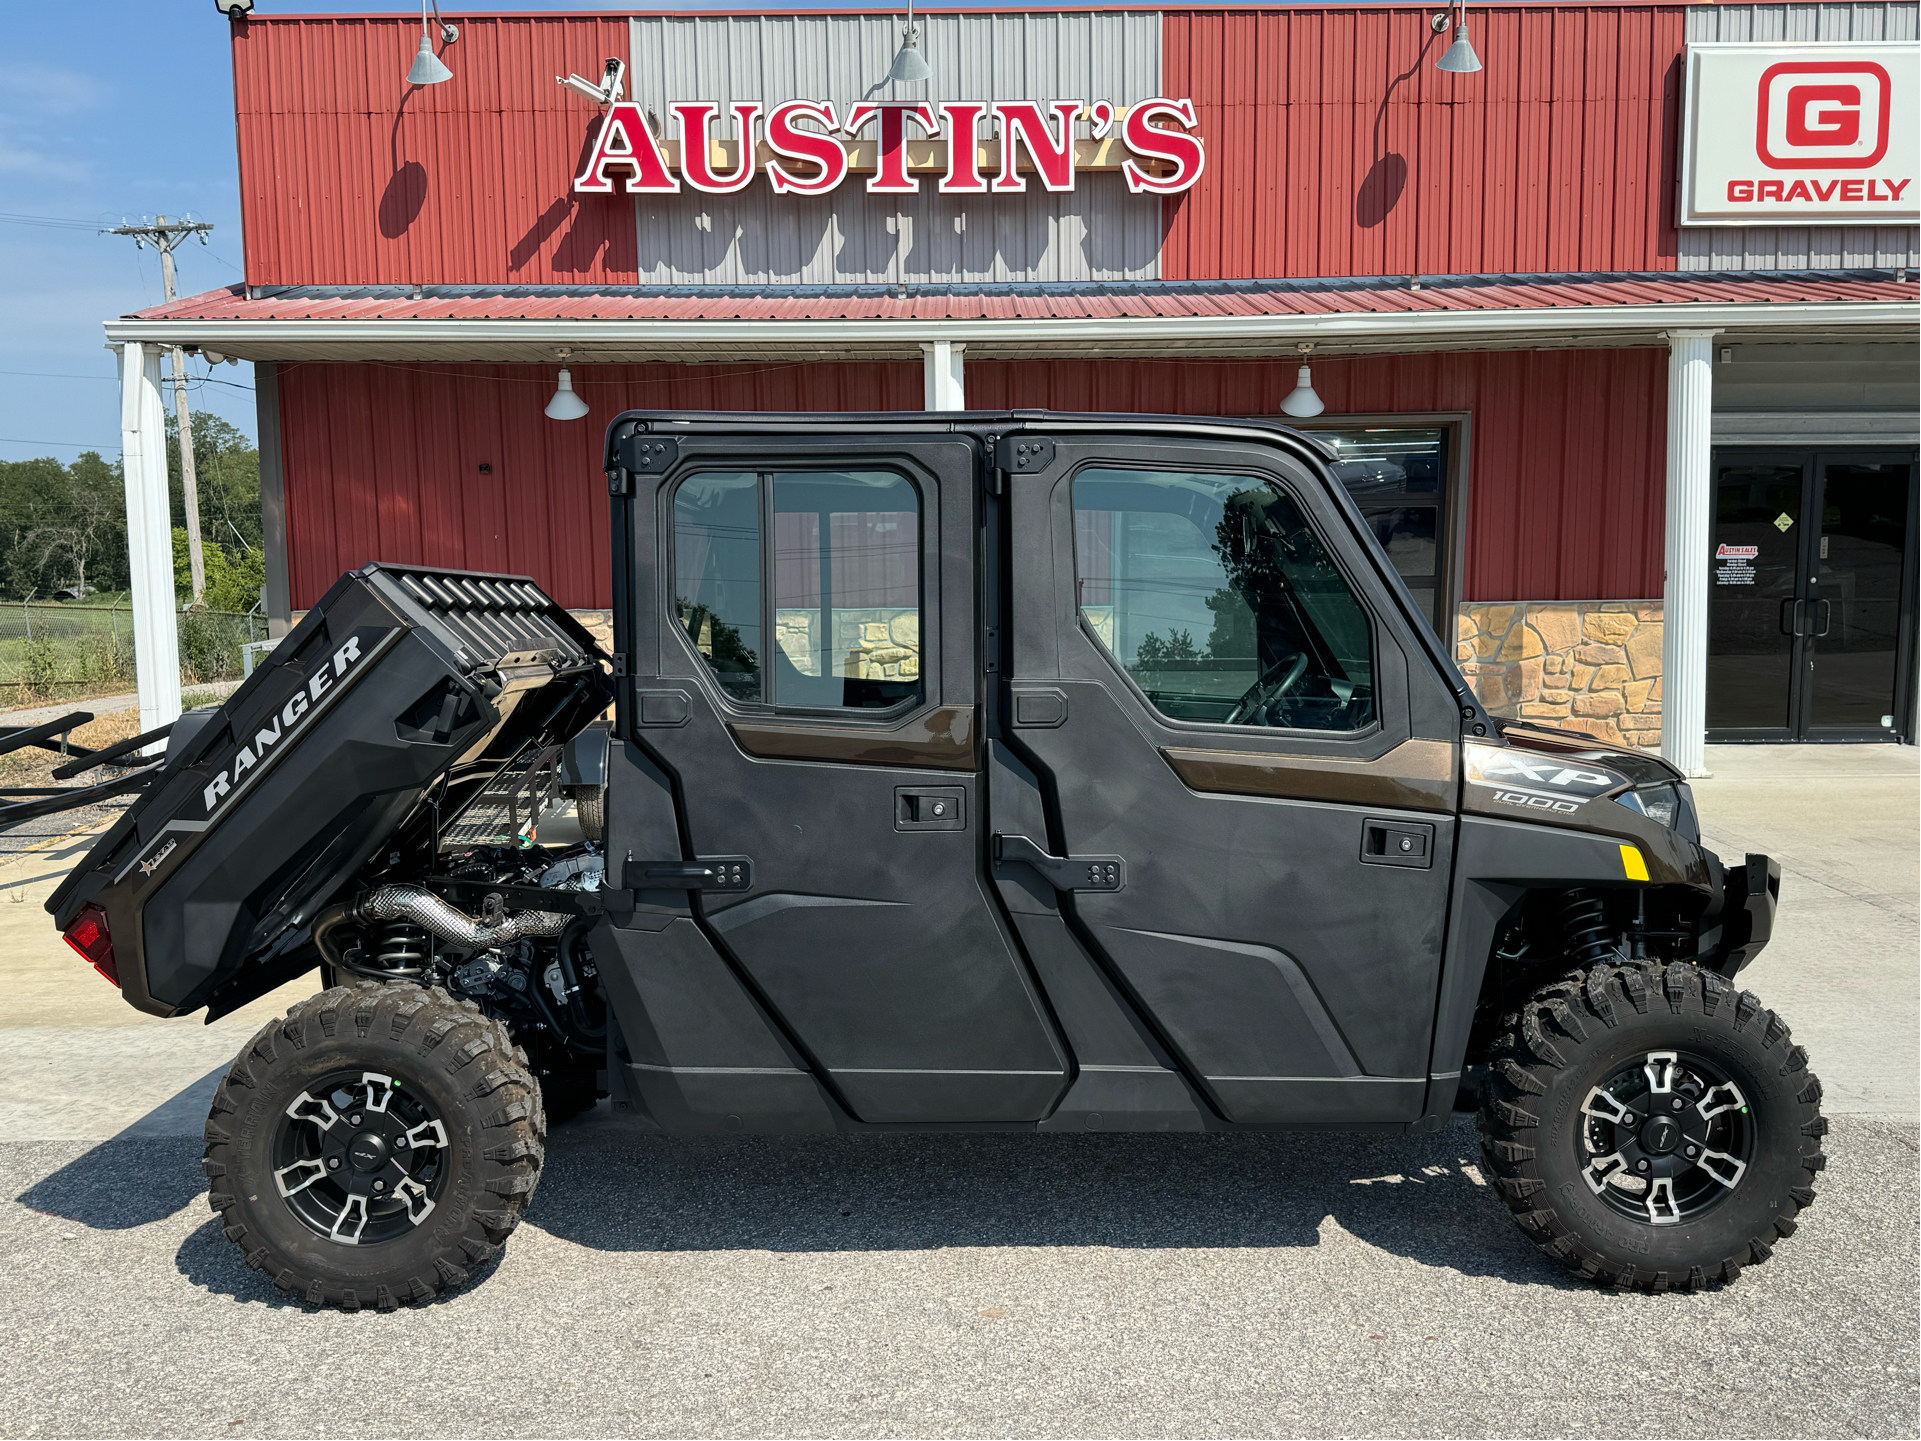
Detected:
left=1620, top=844, right=1650, bottom=882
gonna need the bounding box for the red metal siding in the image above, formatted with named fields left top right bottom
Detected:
left=964, top=350, right=1668, bottom=600
left=1161, top=6, right=1685, bottom=280
left=232, top=6, right=1694, bottom=287
left=277, top=361, right=921, bottom=609
left=232, top=16, right=639, bottom=286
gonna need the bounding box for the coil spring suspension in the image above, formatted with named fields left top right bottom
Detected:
left=371, top=920, right=431, bottom=975
left=1559, top=889, right=1618, bottom=967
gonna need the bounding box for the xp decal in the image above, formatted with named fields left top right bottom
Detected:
left=1463, top=742, right=1627, bottom=802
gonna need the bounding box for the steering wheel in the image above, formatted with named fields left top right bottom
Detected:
left=1225, top=651, right=1309, bottom=725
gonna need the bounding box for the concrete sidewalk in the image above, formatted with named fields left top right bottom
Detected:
left=1695, top=743, right=1919, bottom=1119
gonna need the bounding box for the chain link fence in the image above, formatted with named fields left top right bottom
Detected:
left=0, top=601, right=270, bottom=701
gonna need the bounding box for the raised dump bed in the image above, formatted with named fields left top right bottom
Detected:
left=48, top=564, right=608, bottom=1020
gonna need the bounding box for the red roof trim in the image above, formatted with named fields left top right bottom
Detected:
left=248, top=3, right=1693, bottom=20
left=129, top=275, right=1919, bottom=325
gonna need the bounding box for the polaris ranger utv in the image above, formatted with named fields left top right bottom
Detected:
left=49, top=412, right=1819, bottom=1310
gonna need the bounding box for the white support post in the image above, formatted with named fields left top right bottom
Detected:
left=1660, top=329, right=1718, bottom=779
left=920, top=340, right=966, bottom=411
left=117, top=341, right=183, bottom=741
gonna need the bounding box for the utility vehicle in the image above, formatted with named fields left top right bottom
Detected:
left=49, top=413, right=1820, bottom=1310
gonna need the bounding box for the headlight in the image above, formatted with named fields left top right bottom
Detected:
left=1616, top=781, right=1694, bottom=837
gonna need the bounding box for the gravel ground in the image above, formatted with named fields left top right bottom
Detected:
left=1, top=1116, right=1914, bottom=1439
left=0, top=683, right=240, bottom=859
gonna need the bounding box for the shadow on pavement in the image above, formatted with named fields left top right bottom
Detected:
left=25, top=1100, right=1581, bottom=1301
left=13, top=1065, right=227, bottom=1229
left=517, top=1118, right=1579, bottom=1289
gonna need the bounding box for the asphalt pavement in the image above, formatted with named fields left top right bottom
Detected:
left=0, top=744, right=1915, bottom=1439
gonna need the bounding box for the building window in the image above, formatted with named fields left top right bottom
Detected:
left=1072, top=467, right=1376, bottom=732
left=1300, top=425, right=1454, bottom=634
left=673, top=469, right=923, bottom=711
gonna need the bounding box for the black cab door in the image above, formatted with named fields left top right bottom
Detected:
left=608, top=423, right=1068, bottom=1125
left=991, top=427, right=1466, bottom=1124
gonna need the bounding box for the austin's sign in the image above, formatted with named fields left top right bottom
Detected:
left=572, top=99, right=1206, bottom=197
left=1680, top=42, right=1918, bottom=225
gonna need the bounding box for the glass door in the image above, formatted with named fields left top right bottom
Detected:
left=1804, top=455, right=1916, bottom=739
left=1706, top=455, right=1807, bottom=739
left=1707, top=448, right=1918, bottom=743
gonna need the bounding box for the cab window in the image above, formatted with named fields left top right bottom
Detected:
left=673, top=469, right=923, bottom=711
left=1072, top=468, right=1375, bottom=731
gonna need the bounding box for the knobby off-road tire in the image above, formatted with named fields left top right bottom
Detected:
left=1478, top=959, right=1826, bottom=1292
left=202, top=982, right=545, bottom=1311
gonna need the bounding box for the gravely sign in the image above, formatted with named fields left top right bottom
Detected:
left=573, top=99, right=1206, bottom=197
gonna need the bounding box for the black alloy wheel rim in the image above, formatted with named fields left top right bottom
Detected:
left=269, top=1070, right=451, bottom=1246
left=1576, top=1048, right=1756, bottom=1226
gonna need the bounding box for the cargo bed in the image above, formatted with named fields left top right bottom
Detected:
left=48, top=565, right=609, bottom=1019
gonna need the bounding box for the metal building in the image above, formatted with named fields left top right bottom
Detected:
left=107, top=2, right=1920, bottom=768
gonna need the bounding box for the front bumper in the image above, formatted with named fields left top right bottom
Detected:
left=1707, top=852, right=1780, bottom=977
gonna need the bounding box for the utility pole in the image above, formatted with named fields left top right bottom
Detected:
left=108, top=215, right=214, bottom=606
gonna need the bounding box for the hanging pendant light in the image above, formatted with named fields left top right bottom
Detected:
left=545, top=368, right=589, bottom=421
left=1280, top=365, right=1325, bottom=418
left=406, top=0, right=457, bottom=87
left=1433, top=7, right=1483, bottom=73
left=889, top=0, right=932, bottom=83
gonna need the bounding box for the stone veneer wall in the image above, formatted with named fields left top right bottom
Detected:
left=1454, top=601, right=1664, bottom=749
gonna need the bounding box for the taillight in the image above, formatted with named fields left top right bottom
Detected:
left=63, top=904, right=118, bottom=987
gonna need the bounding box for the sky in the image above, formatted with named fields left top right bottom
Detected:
left=0, top=0, right=989, bottom=467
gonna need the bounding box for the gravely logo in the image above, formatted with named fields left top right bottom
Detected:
left=573, top=98, right=1206, bottom=198
left=201, top=635, right=366, bottom=815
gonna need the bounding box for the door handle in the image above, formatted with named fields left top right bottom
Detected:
left=1810, top=598, right=1832, bottom=638
left=635, top=857, right=753, bottom=891
left=1779, top=598, right=1804, bottom=637
left=992, top=834, right=1124, bottom=892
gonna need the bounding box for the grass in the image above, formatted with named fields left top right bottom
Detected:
left=0, top=607, right=266, bottom=699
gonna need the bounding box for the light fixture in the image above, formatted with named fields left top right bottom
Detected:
left=1280, top=367, right=1326, bottom=418
left=545, top=367, right=589, bottom=421
left=890, top=0, right=932, bottom=83
left=406, top=0, right=458, bottom=87
left=1432, top=8, right=1482, bottom=73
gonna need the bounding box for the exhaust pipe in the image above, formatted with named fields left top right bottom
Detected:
left=312, top=883, right=571, bottom=966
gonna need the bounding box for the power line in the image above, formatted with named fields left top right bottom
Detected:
left=0, top=212, right=106, bottom=232
left=0, top=438, right=122, bottom=452
left=0, top=369, right=252, bottom=392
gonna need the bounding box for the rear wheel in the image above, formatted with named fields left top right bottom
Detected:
left=1478, top=960, right=1825, bottom=1291
left=202, top=982, right=545, bottom=1311
left=571, top=784, right=605, bottom=844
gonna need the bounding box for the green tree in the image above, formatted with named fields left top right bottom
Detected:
left=0, top=451, right=130, bottom=599
left=174, top=527, right=265, bottom=613
left=165, top=411, right=262, bottom=554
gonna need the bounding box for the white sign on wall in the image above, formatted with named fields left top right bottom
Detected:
left=1680, top=42, right=1918, bottom=226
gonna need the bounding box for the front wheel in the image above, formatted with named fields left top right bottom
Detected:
left=202, top=982, right=545, bottom=1311
left=1478, top=960, right=1826, bottom=1291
